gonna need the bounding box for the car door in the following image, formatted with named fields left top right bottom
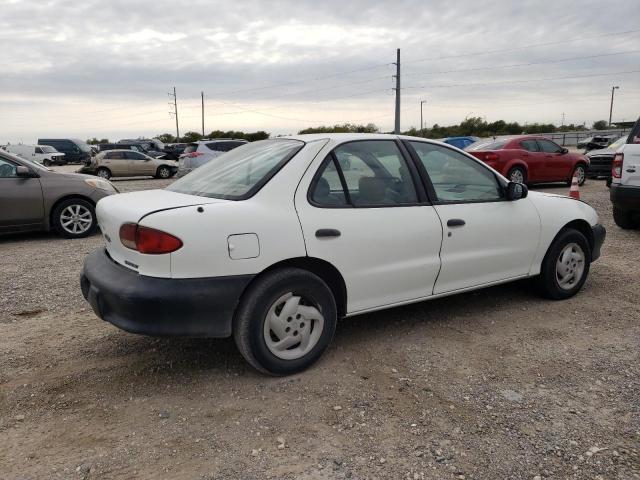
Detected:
left=295, top=139, right=443, bottom=314
left=0, top=155, right=44, bottom=231
left=537, top=139, right=572, bottom=181
left=102, top=151, right=128, bottom=176
left=126, top=151, right=155, bottom=176
left=518, top=139, right=545, bottom=181
left=405, top=141, right=540, bottom=295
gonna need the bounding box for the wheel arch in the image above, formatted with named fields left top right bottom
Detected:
left=560, top=219, right=594, bottom=253
left=505, top=160, right=529, bottom=178
left=47, top=194, right=96, bottom=231
left=238, top=256, right=348, bottom=318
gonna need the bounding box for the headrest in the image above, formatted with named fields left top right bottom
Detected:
left=358, top=177, right=385, bottom=203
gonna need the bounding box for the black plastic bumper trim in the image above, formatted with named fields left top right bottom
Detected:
left=80, top=248, right=254, bottom=338
left=591, top=224, right=606, bottom=262
left=610, top=183, right=640, bottom=210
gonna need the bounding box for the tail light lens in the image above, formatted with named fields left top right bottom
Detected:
left=485, top=153, right=499, bottom=162
left=119, top=223, right=183, bottom=254
left=186, top=152, right=203, bottom=158
left=612, top=153, right=624, bottom=178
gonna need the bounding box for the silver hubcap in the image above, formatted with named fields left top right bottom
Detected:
left=263, top=293, right=324, bottom=360
left=575, top=166, right=585, bottom=184
left=60, top=204, right=93, bottom=235
left=159, top=168, right=170, bottom=178
left=510, top=169, right=524, bottom=183
left=97, top=170, right=109, bottom=179
left=556, top=243, right=585, bottom=290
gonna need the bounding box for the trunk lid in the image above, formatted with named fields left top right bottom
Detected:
left=96, top=189, right=227, bottom=277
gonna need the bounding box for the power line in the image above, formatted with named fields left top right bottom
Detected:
left=404, top=28, right=640, bottom=65
left=403, top=50, right=640, bottom=77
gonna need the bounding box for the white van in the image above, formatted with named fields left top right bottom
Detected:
left=4, top=144, right=65, bottom=166
left=610, top=116, right=640, bottom=228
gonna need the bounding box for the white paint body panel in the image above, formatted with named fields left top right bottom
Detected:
left=614, top=143, right=640, bottom=186
left=94, top=133, right=601, bottom=318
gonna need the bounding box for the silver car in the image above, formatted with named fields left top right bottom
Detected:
left=177, top=139, right=247, bottom=177
left=0, top=150, right=117, bottom=238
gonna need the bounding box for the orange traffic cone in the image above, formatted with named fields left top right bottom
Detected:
left=569, top=174, right=580, bottom=200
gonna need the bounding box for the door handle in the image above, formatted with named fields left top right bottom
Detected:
left=626, top=168, right=636, bottom=173
left=447, top=219, right=466, bottom=227
left=316, top=229, right=341, bottom=238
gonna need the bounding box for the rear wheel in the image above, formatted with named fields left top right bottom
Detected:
left=96, top=167, right=111, bottom=180
left=613, top=207, right=635, bottom=229
left=507, top=166, right=526, bottom=184
left=156, top=166, right=171, bottom=179
left=233, top=268, right=337, bottom=375
left=52, top=198, right=96, bottom=238
left=536, top=228, right=591, bottom=300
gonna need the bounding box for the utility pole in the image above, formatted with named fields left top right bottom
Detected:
left=168, top=86, right=179, bottom=141
left=561, top=112, right=565, bottom=127
left=609, top=86, right=619, bottom=127
left=420, top=100, right=426, bottom=135
left=201, top=91, right=205, bottom=136
left=393, top=48, right=401, bottom=134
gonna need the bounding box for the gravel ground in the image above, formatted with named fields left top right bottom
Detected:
left=0, top=174, right=638, bottom=479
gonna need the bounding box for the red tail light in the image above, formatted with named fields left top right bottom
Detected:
left=186, top=152, right=203, bottom=158
left=119, top=223, right=183, bottom=254
left=612, top=153, right=624, bottom=178
left=484, top=153, right=499, bottom=162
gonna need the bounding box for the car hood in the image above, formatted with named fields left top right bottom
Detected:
left=587, top=147, right=616, bottom=157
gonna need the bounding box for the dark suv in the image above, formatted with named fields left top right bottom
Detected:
left=37, top=138, right=92, bottom=164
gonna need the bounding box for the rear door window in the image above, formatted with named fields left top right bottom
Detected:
left=520, top=140, right=540, bottom=152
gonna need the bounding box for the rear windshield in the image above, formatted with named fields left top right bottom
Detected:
left=167, top=139, right=304, bottom=200
left=182, top=143, right=198, bottom=154
left=467, top=139, right=509, bottom=151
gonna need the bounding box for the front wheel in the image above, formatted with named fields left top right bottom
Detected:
left=52, top=198, right=97, bottom=238
left=233, top=268, right=337, bottom=375
left=568, top=164, right=586, bottom=186
left=536, top=228, right=591, bottom=300
left=96, top=167, right=111, bottom=180
left=156, top=166, right=171, bottom=179
left=43, top=159, right=53, bottom=167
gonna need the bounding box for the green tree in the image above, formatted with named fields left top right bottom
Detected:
left=156, top=133, right=177, bottom=143
left=86, top=138, right=109, bottom=145
left=182, top=131, right=203, bottom=143
left=298, top=123, right=379, bottom=134
left=592, top=120, right=608, bottom=130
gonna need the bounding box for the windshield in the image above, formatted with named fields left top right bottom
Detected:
left=607, top=136, right=626, bottom=151
left=40, top=145, right=58, bottom=153
left=167, top=139, right=304, bottom=200
left=73, top=139, right=92, bottom=153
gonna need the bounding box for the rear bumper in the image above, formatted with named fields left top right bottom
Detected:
left=610, top=183, right=640, bottom=210
left=80, top=248, right=254, bottom=337
left=591, top=224, right=606, bottom=262
left=586, top=157, right=612, bottom=177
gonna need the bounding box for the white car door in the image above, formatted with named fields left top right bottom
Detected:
left=295, top=139, right=443, bottom=314
left=405, top=140, right=540, bottom=294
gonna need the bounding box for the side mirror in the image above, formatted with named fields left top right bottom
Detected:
left=506, top=181, right=527, bottom=201
left=560, top=147, right=569, bottom=154
left=16, top=165, right=37, bottom=178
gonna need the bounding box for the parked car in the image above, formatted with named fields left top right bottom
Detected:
left=467, top=135, right=589, bottom=186
left=586, top=136, right=627, bottom=179
left=0, top=150, right=116, bottom=238
left=78, top=150, right=178, bottom=180
left=577, top=135, right=616, bottom=152
left=163, top=143, right=187, bottom=160
left=81, top=134, right=605, bottom=375
left=37, top=138, right=92, bottom=164
left=4, top=144, right=65, bottom=166
left=118, top=139, right=166, bottom=158
left=177, top=139, right=248, bottom=177
left=609, top=117, right=640, bottom=228
left=443, top=136, right=479, bottom=150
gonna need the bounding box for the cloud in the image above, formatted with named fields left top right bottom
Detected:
left=0, top=0, right=638, bottom=142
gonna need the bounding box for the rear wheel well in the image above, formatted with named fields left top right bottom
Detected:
left=246, top=257, right=347, bottom=318
left=49, top=195, right=95, bottom=230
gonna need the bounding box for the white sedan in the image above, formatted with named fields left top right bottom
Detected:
left=81, top=134, right=606, bottom=375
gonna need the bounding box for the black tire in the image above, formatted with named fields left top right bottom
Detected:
left=52, top=198, right=97, bottom=239
left=613, top=207, right=635, bottom=229
left=568, top=164, right=587, bottom=186
left=507, top=166, right=526, bottom=184
left=43, top=159, right=53, bottom=167
left=233, top=267, right=337, bottom=375
left=156, top=166, right=171, bottom=179
left=96, top=167, right=111, bottom=180
left=536, top=228, right=591, bottom=300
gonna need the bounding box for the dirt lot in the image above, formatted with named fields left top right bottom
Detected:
left=1, top=175, right=638, bottom=480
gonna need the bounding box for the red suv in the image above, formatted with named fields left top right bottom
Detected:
left=467, top=136, right=589, bottom=186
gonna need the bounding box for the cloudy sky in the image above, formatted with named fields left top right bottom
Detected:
left=1, top=0, right=639, bottom=143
